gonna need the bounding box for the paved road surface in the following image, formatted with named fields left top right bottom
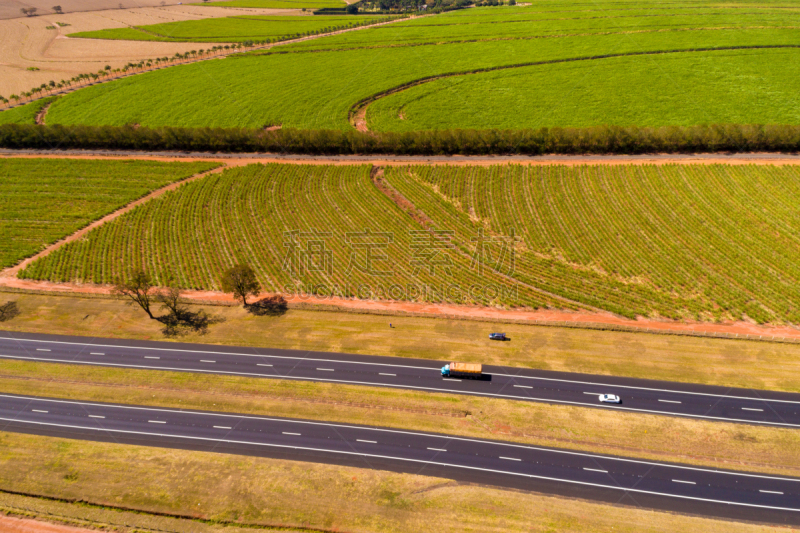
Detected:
left=1, top=331, right=799, bottom=427
left=0, top=393, right=798, bottom=524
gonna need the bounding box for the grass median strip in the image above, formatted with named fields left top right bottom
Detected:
left=0, top=432, right=781, bottom=533
left=0, top=359, right=798, bottom=478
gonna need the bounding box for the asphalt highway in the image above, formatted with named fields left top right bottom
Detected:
left=1, top=331, right=800, bottom=428
left=1, top=393, right=798, bottom=524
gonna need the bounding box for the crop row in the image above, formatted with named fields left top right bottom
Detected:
left=383, top=164, right=800, bottom=323
left=20, top=164, right=555, bottom=308
left=0, top=158, right=218, bottom=270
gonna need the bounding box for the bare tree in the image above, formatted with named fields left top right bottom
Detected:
left=157, top=285, right=189, bottom=320
left=220, top=263, right=260, bottom=306
left=113, top=270, right=157, bottom=319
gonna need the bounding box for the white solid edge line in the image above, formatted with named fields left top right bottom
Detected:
left=1, top=356, right=798, bottom=434
left=0, top=418, right=800, bottom=496
left=5, top=337, right=798, bottom=404
left=673, top=479, right=696, bottom=485
left=658, top=399, right=682, bottom=404
left=760, top=490, right=784, bottom=495
left=4, top=414, right=800, bottom=510
left=0, top=337, right=439, bottom=371
left=583, top=468, right=608, bottom=473
left=357, top=439, right=377, bottom=443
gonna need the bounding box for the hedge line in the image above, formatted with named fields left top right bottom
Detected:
left=2, top=123, right=800, bottom=155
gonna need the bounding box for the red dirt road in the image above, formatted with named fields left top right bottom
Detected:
left=3, top=276, right=800, bottom=341
left=0, top=516, right=94, bottom=533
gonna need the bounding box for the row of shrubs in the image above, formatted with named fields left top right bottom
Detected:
left=2, top=123, right=800, bottom=155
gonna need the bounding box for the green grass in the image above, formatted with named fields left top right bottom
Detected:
left=43, top=0, right=800, bottom=130
left=198, top=0, right=345, bottom=8
left=367, top=48, right=800, bottom=131
left=0, top=97, right=57, bottom=125
left=19, top=162, right=800, bottom=324
left=70, top=15, right=389, bottom=43
left=0, top=158, right=219, bottom=269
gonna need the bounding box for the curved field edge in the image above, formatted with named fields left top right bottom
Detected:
left=0, top=158, right=221, bottom=270
left=354, top=46, right=800, bottom=131
left=40, top=27, right=800, bottom=130
left=18, top=162, right=800, bottom=324
left=68, top=16, right=397, bottom=44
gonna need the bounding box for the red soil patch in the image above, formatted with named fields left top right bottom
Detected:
left=0, top=515, right=94, bottom=533
left=2, top=276, right=799, bottom=341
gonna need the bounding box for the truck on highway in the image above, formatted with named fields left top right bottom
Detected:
left=441, top=362, right=483, bottom=379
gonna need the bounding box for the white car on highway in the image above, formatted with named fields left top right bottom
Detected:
left=598, top=394, right=621, bottom=404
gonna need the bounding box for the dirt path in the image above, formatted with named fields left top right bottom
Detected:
left=0, top=516, right=94, bottom=533
left=3, top=151, right=800, bottom=167
left=3, top=276, right=800, bottom=341
left=34, top=100, right=51, bottom=124
left=0, top=162, right=229, bottom=279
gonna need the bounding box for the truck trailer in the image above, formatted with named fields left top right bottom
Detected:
left=441, top=362, right=483, bottom=379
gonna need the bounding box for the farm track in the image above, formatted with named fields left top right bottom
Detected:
left=349, top=44, right=800, bottom=131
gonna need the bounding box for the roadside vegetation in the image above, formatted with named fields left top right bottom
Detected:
left=36, top=1, right=800, bottom=130
left=19, top=162, right=800, bottom=324
left=0, top=432, right=778, bottom=533
left=0, top=158, right=219, bottom=269
left=71, top=15, right=398, bottom=43
left=3, top=291, right=800, bottom=392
